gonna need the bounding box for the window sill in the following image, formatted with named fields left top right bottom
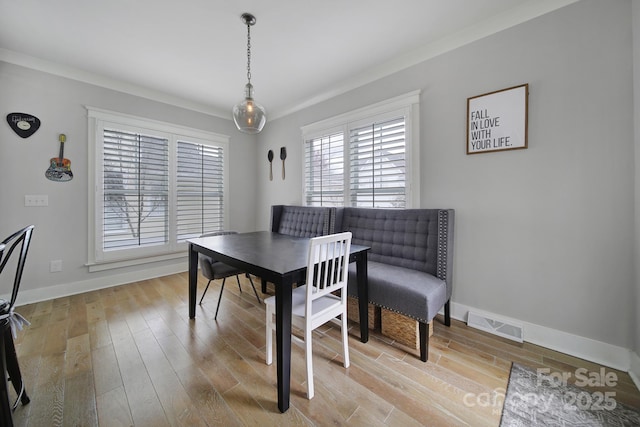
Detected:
left=87, top=251, right=187, bottom=273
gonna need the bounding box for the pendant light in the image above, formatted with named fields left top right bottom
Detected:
left=233, top=13, right=267, bottom=134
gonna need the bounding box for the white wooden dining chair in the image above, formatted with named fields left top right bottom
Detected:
left=264, top=231, right=352, bottom=399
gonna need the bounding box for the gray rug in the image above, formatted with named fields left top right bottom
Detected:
left=500, top=363, right=640, bottom=426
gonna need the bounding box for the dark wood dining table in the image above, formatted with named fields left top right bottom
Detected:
left=187, top=231, right=370, bottom=413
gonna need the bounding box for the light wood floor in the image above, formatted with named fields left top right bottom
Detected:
left=8, top=272, right=640, bottom=426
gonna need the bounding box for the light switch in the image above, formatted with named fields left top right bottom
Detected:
left=25, top=195, right=48, bottom=206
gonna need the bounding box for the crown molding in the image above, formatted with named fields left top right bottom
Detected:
left=2, top=0, right=579, bottom=121
left=0, top=48, right=230, bottom=119
left=272, top=0, right=579, bottom=119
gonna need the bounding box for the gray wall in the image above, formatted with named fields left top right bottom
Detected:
left=0, top=62, right=258, bottom=295
left=257, top=0, right=636, bottom=350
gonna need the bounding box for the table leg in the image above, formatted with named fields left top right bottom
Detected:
left=356, top=251, right=369, bottom=343
left=189, top=243, right=198, bottom=319
left=275, top=277, right=292, bottom=413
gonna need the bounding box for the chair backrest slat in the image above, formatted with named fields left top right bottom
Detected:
left=305, top=232, right=352, bottom=309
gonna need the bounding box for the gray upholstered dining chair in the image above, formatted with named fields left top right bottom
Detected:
left=198, top=231, right=261, bottom=320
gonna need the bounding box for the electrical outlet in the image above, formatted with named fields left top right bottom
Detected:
left=50, top=260, right=62, bottom=273
left=25, top=195, right=49, bottom=207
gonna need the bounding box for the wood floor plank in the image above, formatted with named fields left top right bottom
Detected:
left=22, top=352, right=65, bottom=426
left=65, top=333, right=92, bottom=377
left=30, top=300, right=53, bottom=318
left=123, top=299, right=151, bottom=335
left=96, top=386, right=134, bottom=427
left=49, top=301, right=70, bottom=324
left=15, top=315, right=49, bottom=357
left=92, top=344, right=123, bottom=396
left=42, top=318, right=69, bottom=356
left=86, top=299, right=106, bottom=325
left=63, top=371, right=98, bottom=426
left=346, top=405, right=390, bottom=427
left=133, top=329, right=209, bottom=427
left=122, top=377, right=170, bottom=427
left=67, top=294, right=89, bottom=339
left=112, top=334, right=169, bottom=427
left=384, top=406, right=433, bottom=427
left=175, top=365, right=244, bottom=427
left=152, top=331, right=195, bottom=374
left=202, top=343, right=245, bottom=389
left=10, top=272, right=640, bottom=426
left=346, top=348, right=491, bottom=426
left=89, top=319, right=112, bottom=350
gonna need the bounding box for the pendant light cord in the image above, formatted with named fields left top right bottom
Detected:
left=246, top=22, right=252, bottom=84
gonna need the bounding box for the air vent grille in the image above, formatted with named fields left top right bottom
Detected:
left=467, top=311, right=523, bottom=343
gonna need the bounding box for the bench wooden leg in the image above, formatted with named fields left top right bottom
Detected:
left=419, top=322, right=429, bottom=362
left=420, top=300, right=451, bottom=363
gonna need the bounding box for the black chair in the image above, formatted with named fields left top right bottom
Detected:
left=0, top=314, right=13, bottom=427
left=198, top=231, right=261, bottom=320
left=0, top=225, right=34, bottom=426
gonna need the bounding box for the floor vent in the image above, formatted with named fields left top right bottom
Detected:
left=467, top=311, right=524, bottom=343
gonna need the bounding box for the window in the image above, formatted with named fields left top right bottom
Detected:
left=349, top=116, right=406, bottom=208
left=302, top=91, right=420, bottom=208
left=88, top=107, right=229, bottom=270
left=102, top=129, right=169, bottom=251
left=176, top=141, right=225, bottom=241
left=304, top=132, right=344, bottom=207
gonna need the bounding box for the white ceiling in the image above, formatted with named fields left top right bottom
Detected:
left=0, top=0, right=576, bottom=120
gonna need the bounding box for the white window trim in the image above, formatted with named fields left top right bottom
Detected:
left=301, top=90, right=421, bottom=208
left=86, top=106, right=230, bottom=272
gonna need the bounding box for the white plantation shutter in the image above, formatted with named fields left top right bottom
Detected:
left=88, top=107, right=229, bottom=268
left=304, top=132, right=344, bottom=207
left=349, top=117, right=406, bottom=208
left=103, top=129, right=169, bottom=251
left=176, top=141, right=224, bottom=241
left=301, top=91, right=418, bottom=209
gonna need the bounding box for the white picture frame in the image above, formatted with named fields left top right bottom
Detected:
left=467, top=84, right=528, bottom=154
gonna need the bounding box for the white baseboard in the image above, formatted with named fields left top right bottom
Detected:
left=12, top=261, right=188, bottom=306
left=448, top=301, right=633, bottom=373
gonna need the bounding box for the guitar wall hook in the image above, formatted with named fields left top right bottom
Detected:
left=45, top=134, right=73, bottom=182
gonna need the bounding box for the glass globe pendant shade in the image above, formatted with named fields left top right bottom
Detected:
left=233, top=83, right=266, bottom=134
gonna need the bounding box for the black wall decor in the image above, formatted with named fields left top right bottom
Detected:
left=6, top=112, right=41, bottom=138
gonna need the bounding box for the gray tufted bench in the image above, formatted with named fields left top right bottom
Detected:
left=335, top=207, right=454, bottom=362
left=270, top=205, right=334, bottom=238
left=262, top=205, right=335, bottom=292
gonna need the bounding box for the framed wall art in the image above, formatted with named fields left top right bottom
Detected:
left=467, top=84, right=528, bottom=155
